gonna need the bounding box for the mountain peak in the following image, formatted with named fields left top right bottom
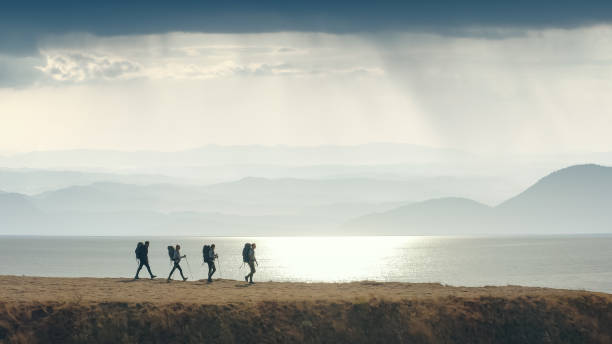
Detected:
left=498, top=163, right=612, bottom=209
left=543, top=163, right=607, bottom=179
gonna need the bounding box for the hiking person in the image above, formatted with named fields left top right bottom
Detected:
left=134, top=241, right=156, bottom=279
left=167, top=244, right=188, bottom=282
left=203, top=244, right=218, bottom=283
left=244, top=242, right=257, bottom=284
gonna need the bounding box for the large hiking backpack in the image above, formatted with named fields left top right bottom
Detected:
left=242, top=243, right=251, bottom=263
left=135, top=242, right=145, bottom=259
left=202, top=245, right=211, bottom=263
left=167, top=246, right=175, bottom=261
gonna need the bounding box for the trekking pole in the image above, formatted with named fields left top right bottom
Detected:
left=184, top=257, right=194, bottom=279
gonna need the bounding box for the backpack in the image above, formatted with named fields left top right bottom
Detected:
left=167, top=246, right=175, bottom=261
left=242, top=243, right=251, bottom=263
left=203, top=245, right=211, bottom=263
left=135, top=242, right=145, bottom=259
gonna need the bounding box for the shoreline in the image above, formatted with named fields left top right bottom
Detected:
left=2, top=276, right=612, bottom=343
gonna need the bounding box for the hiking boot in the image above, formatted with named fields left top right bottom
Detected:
left=134, top=276, right=139, bottom=280
left=166, top=278, right=171, bottom=283
left=151, top=275, right=157, bottom=279
left=207, top=279, right=212, bottom=283
left=245, top=276, right=249, bottom=282
left=249, top=281, right=255, bottom=284
left=183, top=277, right=188, bottom=281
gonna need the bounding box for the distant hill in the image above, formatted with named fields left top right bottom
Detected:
left=32, top=182, right=209, bottom=213
left=0, top=168, right=184, bottom=194
left=496, top=164, right=612, bottom=232
left=0, top=192, right=40, bottom=216
left=30, top=176, right=505, bottom=214
left=499, top=164, right=612, bottom=210
left=0, top=192, right=44, bottom=232
left=345, top=198, right=492, bottom=235
left=346, top=164, right=612, bottom=234
left=202, top=176, right=511, bottom=207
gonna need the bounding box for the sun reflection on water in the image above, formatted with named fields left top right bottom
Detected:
left=255, top=236, right=431, bottom=282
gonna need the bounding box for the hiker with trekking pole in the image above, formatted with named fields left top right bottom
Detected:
left=202, top=243, right=218, bottom=283
left=243, top=242, right=257, bottom=284
left=134, top=241, right=156, bottom=280
left=167, top=244, right=188, bottom=282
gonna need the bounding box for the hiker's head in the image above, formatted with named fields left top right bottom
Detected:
left=176, top=244, right=181, bottom=250
left=252, top=243, right=256, bottom=249
left=145, top=241, right=149, bottom=247
left=211, top=244, right=215, bottom=249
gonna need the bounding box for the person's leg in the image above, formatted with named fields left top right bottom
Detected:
left=248, top=261, right=256, bottom=283
left=168, top=264, right=177, bottom=281
left=207, top=262, right=216, bottom=281
left=135, top=260, right=144, bottom=278
left=245, top=262, right=251, bottom=282
left=177, top=264, right=187, bottom=280
left=144, top=260, right=155, bottom=278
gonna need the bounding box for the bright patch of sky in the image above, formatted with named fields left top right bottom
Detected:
left=2, top=27, right=612, bottom=153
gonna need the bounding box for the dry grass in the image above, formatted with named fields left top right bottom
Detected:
left=0, top=276, right=611, bottom=343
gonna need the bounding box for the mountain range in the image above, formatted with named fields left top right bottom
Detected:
left=346, top=164, right=612, bottom=235
left=1, top=143, right=598, bottom=200
left=1, top=164, right=611, bottom=235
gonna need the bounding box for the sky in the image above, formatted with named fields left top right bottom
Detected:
left=2, top=1, right=612, bottom=154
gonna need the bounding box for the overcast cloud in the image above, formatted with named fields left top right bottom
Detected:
left=2, top=1, right=612, bottom=55
left=2, top=16, right=612, bottom=155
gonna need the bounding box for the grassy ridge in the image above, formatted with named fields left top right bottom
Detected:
left=1, top=294, right=611, bottom=343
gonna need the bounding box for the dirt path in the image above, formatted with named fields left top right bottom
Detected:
left=1, top=275, right=607, bottom=305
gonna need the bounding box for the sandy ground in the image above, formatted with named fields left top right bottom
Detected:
left=1, top=275, right=607, bottom=305
left=2, top=276, right=612, bottom=343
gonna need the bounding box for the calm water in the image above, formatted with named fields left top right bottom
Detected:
left=1, top=235, right=611, bottom=293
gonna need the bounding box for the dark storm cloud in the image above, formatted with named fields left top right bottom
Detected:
left=1, top=0, right=612, bottom=55
left=0, top=55, right=45, bottom=88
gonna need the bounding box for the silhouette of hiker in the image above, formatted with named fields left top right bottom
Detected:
left=206, top=244, right=218, bottom=283
left=245, top=243, right=257, bottom=284
left=135, top=241, right=156, bottom=279
left=167, top=244, right=188, bottom=282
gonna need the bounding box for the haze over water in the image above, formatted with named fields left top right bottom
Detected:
left=2, top=235, right=611, bottom=293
